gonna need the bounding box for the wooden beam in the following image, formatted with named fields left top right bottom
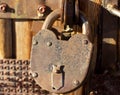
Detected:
left=14, top=20, right=32, bottom=59
left=0, top=19, right=12, bottom=58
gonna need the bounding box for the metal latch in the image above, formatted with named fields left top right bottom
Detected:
left=30, top=9, right=93, bottom=94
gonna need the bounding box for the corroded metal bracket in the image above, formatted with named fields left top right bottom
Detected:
left=0, top=0, right=62, bottom=19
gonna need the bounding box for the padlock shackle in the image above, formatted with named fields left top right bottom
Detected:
left=42, top=9, right=61, bottom=30
left=41, top=9, right=92, bottom=42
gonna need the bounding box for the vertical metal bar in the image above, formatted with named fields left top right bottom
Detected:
left=95, top=6, right=103, bottom=73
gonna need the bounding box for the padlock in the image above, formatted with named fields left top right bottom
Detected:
left=30, top=9, right=93, bottom=94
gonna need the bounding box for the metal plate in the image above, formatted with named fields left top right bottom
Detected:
left=0, top=59, right=49, bottom=95
left=0, top=0, right=61, bottom=19
left=30, top=29, right=93, bottom=93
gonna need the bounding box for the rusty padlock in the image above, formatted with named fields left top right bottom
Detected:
left=30, top=9, right=93, bottom=94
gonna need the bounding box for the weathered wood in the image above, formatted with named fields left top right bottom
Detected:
left=0, top=19, right=12, bottom=58
left=14, top=21, right=32, bottom=59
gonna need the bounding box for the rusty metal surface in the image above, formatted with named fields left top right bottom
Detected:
left=30, top=29, right=93, bottom=93
left=0, top=59, right=49, bottom=95
left=0, top=0, right=61, bottom=19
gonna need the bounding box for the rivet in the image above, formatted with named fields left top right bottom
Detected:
left=90, top=91, right=98, bottom=95
left=58, top=46, right=61, bottom=50
left=37, top=5, right=46, bottom=17
left=84, top=40, right=88, bottom=45
left=33, top=40, right=38, bottom=45
left=38, top=5, right=46, bottom=13
left=17, top=60, right=22, bottom=65
left=73, top=80, right=79, bottom=86
left=32, top=72, right=38, bottom=78
left=47, top=42, right=52, bottom=47
left=0, top=3, right=7, bottom=13
left=10, top=60, right=16, bottom=64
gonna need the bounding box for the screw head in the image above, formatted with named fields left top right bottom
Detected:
left=32, top=72, right=38, bottom=78
left=0, top=3, right=7, bottom=13
left=73, top=80, right=79, bottom=86
left=47, top=42, right=52, bottom=47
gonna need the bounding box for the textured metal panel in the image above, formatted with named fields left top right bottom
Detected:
left=0, top=59, right=49, bottom=95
